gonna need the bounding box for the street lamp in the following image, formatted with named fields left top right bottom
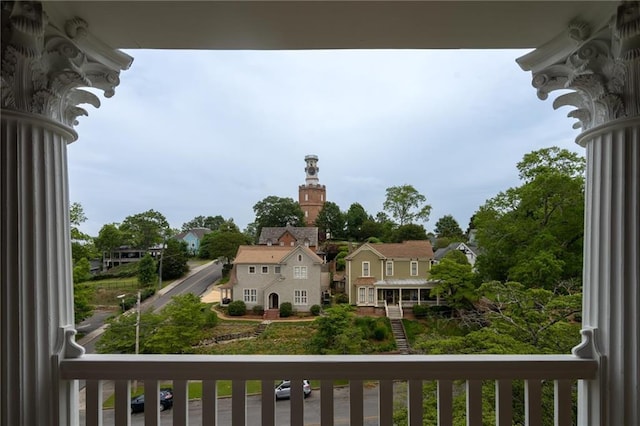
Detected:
left=116, top=293, right=126, bottom=312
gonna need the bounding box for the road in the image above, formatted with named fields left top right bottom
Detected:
left=78, top=261, right=222, bottom=354
left=83, top=385, right=383, bottom=425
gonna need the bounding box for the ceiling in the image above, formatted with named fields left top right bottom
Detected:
left=44, top=1, right=616, bottom=50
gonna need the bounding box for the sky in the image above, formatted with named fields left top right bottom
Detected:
left=68, top=49, right=582, bottom=237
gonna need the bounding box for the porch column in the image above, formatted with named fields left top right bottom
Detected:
left=0, top=3, right=132, bottom=426
left=518, top=2, right=639, bottom=424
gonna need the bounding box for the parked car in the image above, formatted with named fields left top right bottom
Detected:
left=274, top=380, right=311, bottom=400
left=130, top=389, right=174, bottom=413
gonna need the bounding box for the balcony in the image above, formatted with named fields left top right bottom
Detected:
left=61, top=353, right=597, bottom=425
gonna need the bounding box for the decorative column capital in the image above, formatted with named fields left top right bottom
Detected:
left=517, top=1, right=640, bottom=134
left=1, top=1, right=133, bottom=139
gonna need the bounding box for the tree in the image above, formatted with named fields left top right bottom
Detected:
left=307, top=305, right=365, bottom=354
left=474, top=147, right=585, bottom=289
left=161, top=239, right=189, bottom=280
left=344, top=203, right=369, bottom=241
left=429, top=252, right=477, bottom=312
left=96, top=309, right=163, bottom=354
left=389, top=223, right=428, bottom=243
left=434, top=214, right=465, bottom=240
left=73, top=282, right=94, bottom=323
left=382, top=184, right=432, bottom=226
left=181, top=215, right=225, bottom=232
left=120, top=209, right=170, bottom=249
left=137, top=254, right=157, bottom=286
left=199, top=229, right=249, bottom=263
left=94, top=223, right=124, bottom=258
left=314, top=201, right=345, bottom=240
left=70, top=202, right=98, bottom=262
left=252, top=196, right=305, bottom=238
left=73, top=257, right=92, bottom=283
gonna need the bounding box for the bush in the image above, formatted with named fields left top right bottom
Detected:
left=252, top=305, right=264, bottom=316
left=227, top=300, right=247, bottom=316
left=334, top=293, right=349, bottom=304
left=373, top=325, right=388, bottom=341
left=310, top=304, right=321, bottom=316
left=279, top=302, right=293, bottom=318
left=412, top=304, right=430, bottom=319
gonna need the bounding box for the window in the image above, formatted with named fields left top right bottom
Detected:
left=362, top=261, right=370, bottom=277
left=248, top=265, right=256, bottom=274
left=267, top=240, right=272, bottom=246
left=304, top=239, right=310, bottom=247
left=386, top=260, right=393, bottom=276
left=321, top=194, right=324, bottom=201
left=274, top=265, right=281, bottom=274
left=359, top=287, right=366, bottom=303
left=279, top=241, right=284, bottom=246
left=305, top=194, right=309, bottom=201
left=294, top=266, right=308, bottom=279
left=368, top=287, right=375, bottom=303
left=298, top=254, right=303, bottom=261
left=410, top=261, right=418, bottom=276
left=305, top=210, right=308, bottom=217
left=261, top=266, right=269, bottom=274
left=243, top=288, right=257, bottom=303
left=294, top=289, right=308, bottom=305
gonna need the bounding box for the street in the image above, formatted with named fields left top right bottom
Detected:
left=83, top=385, right=384, bottom=425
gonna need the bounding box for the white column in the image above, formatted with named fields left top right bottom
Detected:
left=518, top=3, right=639, bottom=424
left=0, top=3, right=132, bottom=425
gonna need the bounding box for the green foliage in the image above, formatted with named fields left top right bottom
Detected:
left=137, top=254, right=157, bottom=286
left=227, top=300, right=247, bottom=316
left=73, top=258, right=92, bottom=284
left=181, top=215, right=226, bottom=232
left=94, top=223, right=124, bottom=255
left=334, top=292, right=349, bottom=304
left=310, top=304, right=321, bottom=316
left=429, top=257, right=477, bottom=311
left=382, top=184, right=432, bottom=226
left=161, top=239, right=189, bottom=280
left=252, top=196, right=305, bottom=238
left=97, top=294, right=217, bottom=354
left=120, top=209, right=170, bottom=249
left=315, top=201, right=345, bottom=239
left=252, top=305, right=264, bottom=316
left=389, top=223, right=428, bottom=242
left=199, top=229, right=249, bottom=263
left=335, top=250, right=348, bottom=271
left=412, top=304, right=430, bottom=319
left=474, top=147, right=585, bottom=289
left=434, top=214, right=465, bottom=239
left=344, top=203, right=369, bottom=241
left=279, top=302, right=293, bottom=317
left=70, top=202, right=90, bottom=241
left=72, top=241, right=99, bottom=264
left=73, top=282, right=94, bottom=323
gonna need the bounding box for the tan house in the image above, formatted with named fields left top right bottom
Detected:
left=227, top=245, right=326, bottom=312
left=345, top=240, right=436, bottom=309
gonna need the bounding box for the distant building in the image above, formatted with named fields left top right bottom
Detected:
left=258, top=225, right=319, bottom=251
left=174, top=227, right=212, bottom=255
left=298, top=154, right=326, bottom=226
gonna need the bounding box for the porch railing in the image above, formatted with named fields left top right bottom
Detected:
left=60, top=354, right=598, bottom=426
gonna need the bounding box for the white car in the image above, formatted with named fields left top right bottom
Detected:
left=274, top=380, right=311, bottom=400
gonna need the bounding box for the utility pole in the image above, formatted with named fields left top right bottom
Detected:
left=133, top=289, right=141, bottom=393
left=158, top=238, right=165, bottom=291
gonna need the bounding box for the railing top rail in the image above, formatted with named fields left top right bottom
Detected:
left=60, top=354, right=597, bottom=381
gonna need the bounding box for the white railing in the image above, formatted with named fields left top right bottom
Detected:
left=61, top=354, right=597, bottom=426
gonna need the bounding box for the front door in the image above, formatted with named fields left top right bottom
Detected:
left=269, top=293, right=279, bottom=309
left=385, top=289, right=396, bottom=305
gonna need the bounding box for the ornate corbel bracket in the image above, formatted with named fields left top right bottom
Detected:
left=572, top=326, right=602, bottom=360
left=1, top=1, right=133, bottom=138
left=55, top=325, right=86, bottom=359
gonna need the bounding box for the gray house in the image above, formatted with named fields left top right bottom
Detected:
left=228, top=245, right=326, bottom=313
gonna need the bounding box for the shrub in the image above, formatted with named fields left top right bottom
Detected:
left=334, top=293, right=349, bottom=304
left=227, top=300, right=247, bottom=316
left=310, top=304, right=321, bottom=316
left=373, top=325, right=388, bottom=341
left=252, top=305, right=265, bottom=316
left=279, top=302, right=293, bottom=317
left=412, top=304, right=430, bottom=319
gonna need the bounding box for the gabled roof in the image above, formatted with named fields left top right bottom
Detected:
left=174, top=227, right=211, bottom=240
left=233, top=244, right=323, bottom=265
left=346, top=240, right=434, bottom=261
left=433, top=242, right=478, bottom=261
left=258, top=225, right=318, bottom=246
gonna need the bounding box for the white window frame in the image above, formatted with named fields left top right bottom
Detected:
left=294, top=266, right=308, bottom=279
left=274, top=265, right=281, bottom=274
left=294, top=289, right=308, bottom=305
left=386, top=260, right=394, bottom=276
left=362, top=261, right=370, bottom=277
left=261, top=265, right=269, bottom=274
left=248, top=265, right=256, bottom=274
left=368, top=287, right=375, bottom=304
left=410, top=261, right=419, bottom=276
left=243, top=288, right=257, bottom=303
left=358, top=287, right=366, bottom=303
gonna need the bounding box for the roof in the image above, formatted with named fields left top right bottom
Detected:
left=374, top=279, right=433, bottom=288
left=258, top=226, right=319, bottom=246
left=346, top=240, right=434, bottom=260
left=233, top=244, right=323, bottom=265
left=433, top=242, right=478, bottom=261
left=174, top=228, right=211, bottom=241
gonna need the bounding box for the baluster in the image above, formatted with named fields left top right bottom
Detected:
left=231, top=380, right=246, bottom=426
left=438, top=380, right=453, bottom=426
left=350, top=379, right=364, bottom=425
left=202, top=380, right=218, bottom=425
left=408, top=379, right=423, bottom=426
left=261, top=379, right=275, bottom=426
left=496, top=380, right=513, bottom=426
left=290, top=379, right=304, bottom=425
left=320, top=380, right=334, bottom=426
left=379, top=380, right=394, bottom=425
left=525, top=379, right=543, bottom=426
left=114, top=380, right=131, bottom=426
left=143, top=380, right=160, bottom=426
left=554, top=380, right=572, bottom=426
left=173, top=380, right=189, bottom=426
left=466, top=380, right=482, bottom=426
left=85, top=380, right=103, bottom=426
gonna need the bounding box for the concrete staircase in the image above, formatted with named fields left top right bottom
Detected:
left=386, top=304, right=403, bottom=319
left=390, top=319, right=410, bottom=354
left=263, top=309, right=280, bottom=320
left=254, top=320, right=271, bottom=337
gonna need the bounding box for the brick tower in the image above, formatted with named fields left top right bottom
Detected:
left=298, top=155, right=326, bottom=226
